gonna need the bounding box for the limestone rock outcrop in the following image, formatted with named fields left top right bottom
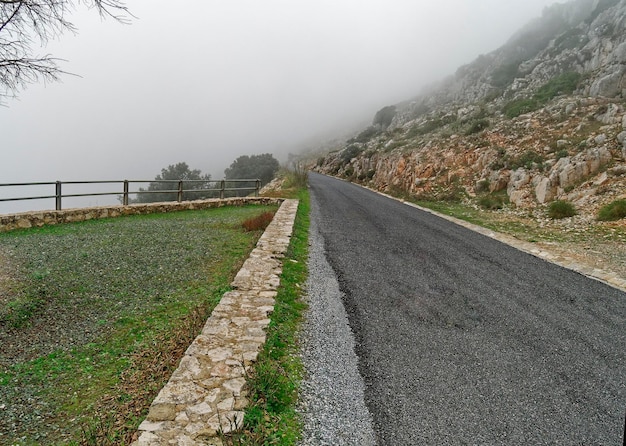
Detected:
left=310, top=0, right=626, bottom=218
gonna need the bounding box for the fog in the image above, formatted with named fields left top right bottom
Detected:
left=1, top=0, right=558, bottom=212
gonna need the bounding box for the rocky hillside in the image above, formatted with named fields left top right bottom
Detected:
left=311, top=0, right=626, bottom=221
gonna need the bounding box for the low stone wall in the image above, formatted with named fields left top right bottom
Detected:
left=0, top=197, right=282, bottom=233
left=132, top=199, right=299, bottom=445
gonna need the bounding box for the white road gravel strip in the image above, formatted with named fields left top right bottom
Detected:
left=297, top=198, right=376, bottom=446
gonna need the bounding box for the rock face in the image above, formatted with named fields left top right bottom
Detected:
left=311, top=0, right=626, bottom=217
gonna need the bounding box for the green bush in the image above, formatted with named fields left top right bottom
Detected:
left=548, top=200, right=577, bottom=219
left=478, top=195, right=505, bottom=210
left=340, top=145, right=362, bottom=163
left=465, top=118, right=490, bottom=135
left=491, top=61, right=521, bottom=88
left=597, top=199, right=626, bottom=221
left=373, top=105, right=397, bottom=129
left=474, top=179, right=490, bottom=193
left=409, top=114, right=457, bottom=137
left=535, top=72, right=581, bottom=103
left=503, top=98, right=539, bottom=118
left=555, top=149, right=569, bottom=160
left=510, top=150, right=545, bottom=170
left=354, top=126, right=380, bottom=143
left=503, top=71, right=581, bottom=119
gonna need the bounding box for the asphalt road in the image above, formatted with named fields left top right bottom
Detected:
left=307, top=172, right=626, bottom=445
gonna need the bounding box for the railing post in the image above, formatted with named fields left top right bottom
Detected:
left=220, top=180, right=225, bottom=199
left=55, top=181, right=62, bottom=210
left=123, top=180, right=129, bottom=206
left=177, top=180, right=183, bottom=202
left=255, top=179, right=260, bottom=197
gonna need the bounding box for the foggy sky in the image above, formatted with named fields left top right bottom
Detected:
left=1, top=0, right=558, bottom=210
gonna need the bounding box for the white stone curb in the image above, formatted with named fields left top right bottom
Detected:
left=132, top=199, right=299, bottom=445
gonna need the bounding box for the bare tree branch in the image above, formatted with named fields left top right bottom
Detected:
left=0, top=0, right=130, bottom=102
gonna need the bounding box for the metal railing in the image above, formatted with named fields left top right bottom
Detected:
left=0, top=179, right=261, bottom=211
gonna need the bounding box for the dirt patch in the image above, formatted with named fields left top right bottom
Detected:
left=536, top=238, right=626, bottom=279
left=0, top=247, right=18, bottom=306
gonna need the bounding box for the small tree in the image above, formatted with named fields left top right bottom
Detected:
left=0, top=0, right=130, bottom=101
left=134, top=162, right=212, bottom=203
left=373, top=105, right=397, bottom=129
left=224, top=153, right=279, bottom=186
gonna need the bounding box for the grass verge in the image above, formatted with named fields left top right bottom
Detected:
left=0, top=204, right=277, bottom=445
left=223, top=188, right=309, bottom=445
left=413, top=200, right=625, bottom=244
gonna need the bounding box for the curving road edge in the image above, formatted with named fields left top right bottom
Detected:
left=297, top=192, right=376, bottom=446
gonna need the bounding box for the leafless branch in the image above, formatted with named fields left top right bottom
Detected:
left=0, top=0, right=130, bottom=102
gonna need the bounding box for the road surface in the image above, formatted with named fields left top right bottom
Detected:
left=307, top=172, right=626, bottom=445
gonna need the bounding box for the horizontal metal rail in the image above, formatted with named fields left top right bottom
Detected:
left=0, top=179, right=261, bottom=211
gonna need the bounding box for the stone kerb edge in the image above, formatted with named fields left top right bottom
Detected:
left=0, top=197, right=283, bottom=233
left=132, top=199, right=299, bottom=445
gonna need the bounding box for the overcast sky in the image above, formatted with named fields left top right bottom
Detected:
left=1, top=0, right=559, bottom=211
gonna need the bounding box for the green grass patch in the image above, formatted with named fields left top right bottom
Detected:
left=0, top=205, right=277, bottom=445
left=510, top=150, right=545, bottom=171
left=597, top=199, right=626, bottom=221
left=222, top=189, right=309, bottom=445
left=503, top=71, right=581, bottom=118
left=477, top=194, right=507, bottom=210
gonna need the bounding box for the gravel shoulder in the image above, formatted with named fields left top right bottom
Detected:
left=297, top=193, right=376, bottom=446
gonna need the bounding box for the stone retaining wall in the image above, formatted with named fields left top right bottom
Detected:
left=132, top=199, right=299, bottom=446
left=0, top=197, right=282, bottom=233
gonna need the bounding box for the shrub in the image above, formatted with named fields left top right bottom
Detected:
left=355, top=126, right=380, bottom=143
left=597, top=199, right=626, bottom=221
left=478, top=195, right=505, bottom=210
left=372, top=105, right=397, bottom=129
left=504, top=98, right=539, bottom=118
left=283, top=165, right=308, bottom=190
left=409, top=114, right=457, bottom=137
left=510, top=150, right=545, bottom=170
left=465, top=118, right=490, bottom=135
left=340, top=145, right=362, bottom=163
left=535, top=72, right=581, bottom=103
left=491, top=61, right=521, bottom=88
left=548, top=200, right=577, bottom=219
left=475, top=179, right=490, bottom=193
left=555, top=149, right=569, bottom=160
left=503, top=71, right=581, bottom=119
left=242, top=212, right=275, bottom=231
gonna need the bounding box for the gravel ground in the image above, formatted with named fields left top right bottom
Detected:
left=296, top=194, right=376, bottom=446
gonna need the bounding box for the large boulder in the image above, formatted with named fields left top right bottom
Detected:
left=534, top=176, right=557, bottom=204
left=553, top=147, right=612, bottom=191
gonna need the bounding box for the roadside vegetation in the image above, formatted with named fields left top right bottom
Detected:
left=413, top=199, right=624, bottom=243
left=547, top=200, right=577, bottom=219
left=503, top=71, right=582, bottom=118
left=0, top=204, right=277, bottom=445
left=223, top=184, right=309, bottom=445
left=597, top=199, right=626, bottom=221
